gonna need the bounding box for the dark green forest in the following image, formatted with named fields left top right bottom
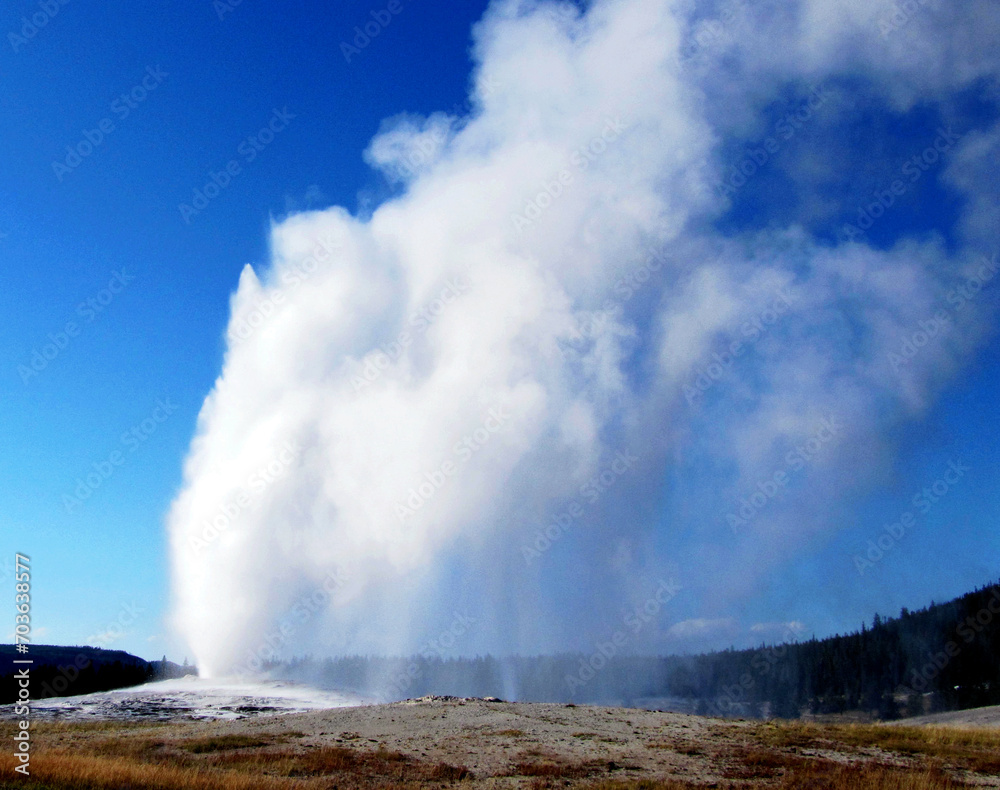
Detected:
left=282, top=580, right=1000, bottom=719
left=6, top=581, right=998, bottom=719
left=1, top=644, right=189, bottom=704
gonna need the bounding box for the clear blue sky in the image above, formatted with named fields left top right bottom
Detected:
left=1, top=0, right=998, bottom=662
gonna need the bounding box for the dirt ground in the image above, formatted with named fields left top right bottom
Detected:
left=190, top=695, right=730, bottom=780
left=5, top=696, right=1000, bottom=789
left=892, top=705, right=1000, bottom=728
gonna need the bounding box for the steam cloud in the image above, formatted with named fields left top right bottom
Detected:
left=168, top=0, right=1000, bottom=679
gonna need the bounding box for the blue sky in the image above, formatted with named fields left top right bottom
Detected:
left=0, top=0, right=492, bottom=659
left=2, top=0, right=999, bottom=666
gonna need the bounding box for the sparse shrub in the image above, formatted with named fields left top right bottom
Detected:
left=180, top=735, right=270, bottom=753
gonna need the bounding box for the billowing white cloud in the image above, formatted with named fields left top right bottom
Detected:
left=667, top=617, right=738, bottom=640
left=750, top=621, right=806, bottom=637
left=168, top=0, right=999, bottom=679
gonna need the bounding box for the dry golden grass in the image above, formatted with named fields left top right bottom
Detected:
left=0, top=751, right=304, bottom=790
left=180, top=734, right=273, bottom=753
left=774, top=763, right=972, bottom=789
left=701, top=720, right=1000, bottom=789
left=750, top=720, right=1000, bottom=750
left=719, top=747, right=818, bottom=779
left=3, top=713, right=998, bottom=790
left=0, top=718, right=170, bottom=741
left=501, top=746, right=612, bottom=780
left=587, top=763, right=971, bottom=789
left=586, top=782, right=702, bottom=790
left=645, top=737, right=704, bottom=754
left=569, top=732, right=627, bottom=746
left=202, top=744, right=473, bottom=785
left=516, top=761, right=579, bottom=777
left=744, top=720, right=1000, bottom=774
left=586, top=766, right=970, bottom=790
left=0, top=730, right=472, bottom=790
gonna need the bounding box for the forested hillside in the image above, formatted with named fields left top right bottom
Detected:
left=282, top=580, right=1000, bottom=719
left=663, top=579, right=1000, bottom=719
left=1, top=645, right=190, bottom=703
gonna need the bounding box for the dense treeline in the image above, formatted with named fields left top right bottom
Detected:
left=1, top=644, right=189, bottom=703
left=281, top=580, right=1000, bottom=720
left=8, top=581, right=997, bottom=718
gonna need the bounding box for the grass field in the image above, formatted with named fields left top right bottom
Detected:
left=2, top=710, right=1000, bottom=789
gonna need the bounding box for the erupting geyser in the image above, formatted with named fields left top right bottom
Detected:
left=168, top=0, right=999, bottom=681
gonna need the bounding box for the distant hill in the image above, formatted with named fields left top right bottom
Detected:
left=1, top=644, right=192, bottom=703
left=278, top=579, right=1000, bottom=720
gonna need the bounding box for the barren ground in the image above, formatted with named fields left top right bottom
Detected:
left=4, top=696, right=1000, bottom=789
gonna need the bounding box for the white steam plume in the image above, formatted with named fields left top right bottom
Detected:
left=168, top=0, right=999, bottom=677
